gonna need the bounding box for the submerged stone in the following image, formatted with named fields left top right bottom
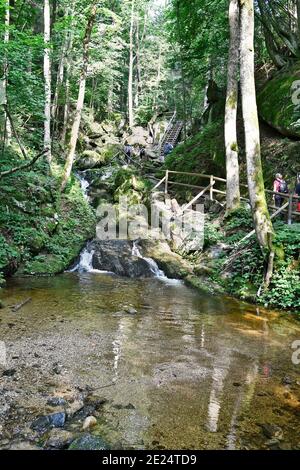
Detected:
left=44, top=429, right=74, bottom=449
left=31, top=412, right=66, bottom=433
left=68, top=433, right=110, bottom=450
left=47, top=397, right=67, bottom=407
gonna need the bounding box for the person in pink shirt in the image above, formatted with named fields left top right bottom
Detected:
left=273, top=173, right=288, bottom=208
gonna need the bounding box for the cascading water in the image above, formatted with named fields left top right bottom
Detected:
left=76, top=171, right=90, bottom=201
left=68, top=245, right=94, bottom=273
left=132, top=241, right=166, bottom=278
left=71, top=168, right=171, bottom=279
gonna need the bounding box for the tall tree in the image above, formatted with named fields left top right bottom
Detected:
left=3, top=0, right=11, bottom=144
left=61, top=1, right=97, bottom=192
left=225, top=0, right=240, bottom=212
left=44, top=0, right=52, bottom=163
left=128, top=0, right=135, bottom=128
left=239, top=0, right=273, bottom=251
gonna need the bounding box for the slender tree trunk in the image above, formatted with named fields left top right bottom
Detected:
left=61, top=28, right=74, bottom=145
left=52, top=27, right=68, bottom=120
left=239, top=0, right=273, bottom=251
left=297, top=0, right=300, bottom=45
left=128, top=0, right=135, bottom=128
left=4, top=0, right=12, bottom=143
left=61, top=2, right=97, bottom=192
left=225, top=0, right=240, bottom=212
left=134, top=16, right=142, bottom=108
left=44, top=0, right=52, bottom=163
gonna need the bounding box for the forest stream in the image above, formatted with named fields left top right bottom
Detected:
left=1, top=273, right=300, bottom=450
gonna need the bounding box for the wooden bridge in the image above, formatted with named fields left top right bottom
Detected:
left=152, top=170, right=300, bottom=226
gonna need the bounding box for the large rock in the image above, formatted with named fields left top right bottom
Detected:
left=258, top=62, right=300, bottom=138
left=76, top=150, right=106, bottom=171
left=127, top=126, right=149, bottom=146
left=91, top=240, right=155, bottom=278
left=141, top=239, right=193, bottom=279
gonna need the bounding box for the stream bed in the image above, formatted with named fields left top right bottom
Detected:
left=0, top=273, right=300, bottom=450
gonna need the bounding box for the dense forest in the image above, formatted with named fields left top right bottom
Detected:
left=0, top=0, right=300, bottom=453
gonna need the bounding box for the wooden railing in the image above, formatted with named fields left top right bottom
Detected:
left=152, top=170, right=300, bottom=224
left=158, top=111, right=177, bottom=153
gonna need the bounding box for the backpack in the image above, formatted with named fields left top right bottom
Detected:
left=279, top=180, right=288, bottom=193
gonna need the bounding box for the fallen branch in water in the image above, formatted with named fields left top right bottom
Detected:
left=0, top=149, right=48, bottom=179
left=11, top=297, right=32, bottom=312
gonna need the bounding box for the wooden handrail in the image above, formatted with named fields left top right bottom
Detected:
left=151, top=169, right=300, bottom=223
left=238, top=202, right=290, bottom=244
left=152, top=175, right=166, bottom=191
left=181, top=182, right=215, bottom=213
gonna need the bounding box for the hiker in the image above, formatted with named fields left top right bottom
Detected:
left=295, top=175, right=300, bottom=212
left=124, top=143, right=133, bottom=163
left=139, top=147, right=146, bottom=161
left=163, top=142, right=174, bottom=158
left=273, top=173, right=288, bottom=208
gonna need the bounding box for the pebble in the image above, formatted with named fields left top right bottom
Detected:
left=124, top=307, right=138, bottom=315
left=82, top=416, right=97, bottom=431
left=282, top=376, right=293, bottom=385
left=47, top=397, right=67, bottom=407
left=2, top=369, right=16, bottom=377
left=261, top=424, right=283, bottom=440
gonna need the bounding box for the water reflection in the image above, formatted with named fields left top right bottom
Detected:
left=1, top=274, right=300, bottom=449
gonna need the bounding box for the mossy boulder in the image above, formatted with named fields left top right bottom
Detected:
left=76, top=150, right=106, bottom=170
left=257, top=62, right=300, bottom=138
left=141, top=239, right=193, bottom=279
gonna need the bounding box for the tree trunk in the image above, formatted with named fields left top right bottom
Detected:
left=225, top=0, right=240, bottom=213
left=4, top=0, right=12, bottom=143
left=52, top=25, right=69, bottom=120
left=297, top=0, right=300, bottom=45
left=61, top=2, right=97, bottom=192
left=61, top=27, right=74, bottom=145
left=128, top=0, right=135, bottom=128
left=239, top=0, right=274, bottom=251
left=44, top=0, right=52, bottom=163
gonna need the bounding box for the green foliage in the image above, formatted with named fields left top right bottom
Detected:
left=0, top=149, right=95, bottom=278
left=163, top=120, right=225, bottom=187
left=260, top=263, right=300, bottom=309
left=204, top=222, right=223, bottom=248
left=216, top=223, right=300, bottom=309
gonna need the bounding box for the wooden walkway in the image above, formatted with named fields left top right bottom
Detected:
left=152, top=170, right=300, bottom=225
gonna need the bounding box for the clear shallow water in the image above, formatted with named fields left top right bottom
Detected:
left=0, top=273, right=300, bottom=449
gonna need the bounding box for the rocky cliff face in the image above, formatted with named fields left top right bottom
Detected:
left=257, top=62, right=300, bottom=138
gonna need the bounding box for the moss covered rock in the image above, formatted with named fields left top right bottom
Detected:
left=257, top=62, right=300, bottom=138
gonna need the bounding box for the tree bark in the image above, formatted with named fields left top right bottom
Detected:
left=239, top=0, right=274, bottom=251
left=4, top=0, right=12, bottom=143
left=44, top=0, right=52, bottom=163
left=61, top=26, right=74, bottom=145
left=61, top=2, right=97, bottom=192
left=128, top=0, right=135, bottom=128
left=225, top=0, right=241, bottom=213
left=297, top=0, right=300, bottom=45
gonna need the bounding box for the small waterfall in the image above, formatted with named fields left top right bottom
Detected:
left=68, top=246, right=94, bottom=273
left=69, top=245, right=109, bottom=274
left=132, top=241, right=165, bottom=278
left=76, top=172, right=90, bottom=201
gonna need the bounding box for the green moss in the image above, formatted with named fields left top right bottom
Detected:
left=258, top=62, right=300, bottom=137
left=0, top=149, right=95, bottom=279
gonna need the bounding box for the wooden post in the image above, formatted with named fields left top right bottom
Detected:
left=288, top=193, right=293, bottom=225
left=210, top=175, right=214, bottom=201
left=165, top=170, right=169, bottom=195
